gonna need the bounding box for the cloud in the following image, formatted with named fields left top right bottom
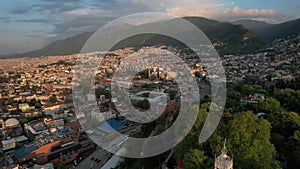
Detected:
left=166, top=6, right=286, bottom=22
left=51, top=16, right=114, bottom=37
left=132, top=0, right=212, bottom=6
left=16, top=18, right=50, bottom=23
left=30, top=3, right=81, bottom=13
left=25, top=34, right=44, bottom=38
left=40, top=0, right=82, bottom=2
left=9, top=0, right=85, bottom=16
left=10, top=7, right=28, bottom=14
left=0, top=17, right=51, bottom=23
left=0, top=33, right=46, bottom=55
left=66, top=26, right=91, bottom=33
left=64, top=8, right=111, bottom=16
left=131, top=0, right=291, bottom=22
left=0, top=17, right=10, bottom=23
left=131, top=0, right=222, bottom=10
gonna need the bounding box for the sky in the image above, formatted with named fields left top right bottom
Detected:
left=0, top=0, right=299, bottom=55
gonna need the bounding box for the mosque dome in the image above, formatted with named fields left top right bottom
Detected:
left=5, top=118, right=20, bottom=127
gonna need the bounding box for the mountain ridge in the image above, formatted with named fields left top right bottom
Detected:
left=233, top=18, right=300, bottom=41
left=5, top=17, right=299, bottom=58
left=233, top=20, right=272, bottom=32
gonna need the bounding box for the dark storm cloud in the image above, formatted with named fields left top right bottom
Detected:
left=0, top=17, right=10, bottom=22
left=16, top=18, right=50, bottom=23
left=52, top=16, right=115, bottom=35
left=0, top=17, right=50, bottom=23
left=9, top=0, right=84, bottom=16
left=40, top=0, right=82, bottom=2
left=25, top=34, right=44, bottom=38
left=44, top=16, right=114, bottom=45
left=88, top=0, right=126, bottom=9
left=10, top=7, right=28, bottom=14
left=84, top=0, right=153, bottom=15
left=30, top=3, right=83, bottom=13
left=1, top=0, right=155, bottom=55
left=5, top=0, right=123, bottom=42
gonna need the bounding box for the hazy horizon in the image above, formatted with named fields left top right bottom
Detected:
left=0, top=0, right=299, bottom=55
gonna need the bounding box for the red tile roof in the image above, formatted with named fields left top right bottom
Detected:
left=65, top=121, right=82, bottom=130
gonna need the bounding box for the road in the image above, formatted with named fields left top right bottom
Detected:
left=75, top=129, right=134, bottom=169
left=75, top=146, right=113, bottom=169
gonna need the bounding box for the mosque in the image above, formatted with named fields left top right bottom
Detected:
left=1, top=118, right=23, bottom=138
left=214, top=139, right=233, bottom=169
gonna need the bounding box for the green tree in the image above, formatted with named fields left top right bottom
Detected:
left=226, top=90, right=242, bottom=108
left=266, top=112, right=300, bottom=138
left=194, top=71, right=202, bottom=78
left=174, top=106, right=208, bottom=161
left=34, top=102, right=42, bottom=109
left=266, top=112, right=300, bottom=167
left=7, top=98, right=16, bottom=105
left=275, top=89, right=300, bottom=113
left=134, top=99, right=150, bottom=110
left=19, top=118, right=28, bottom=124
left=57, top=164, right=66, bottom=169
left=183, top=149, right=208, bottom=169
left=259, top=97, right=281, bottom=114
left=241, top=84, right=268, bottom=96
left=139, top=69, right=149, bottom=79
left=141, top=92, right=150, bottom=98
left=228, top=111, right=277, bottom=169
left=287, top=130, right=300, bottom=169
left=169, top=90, right=177, bottom=100
left=49, top=94, right=57, bottom=103
left=95, top=87, right=106, bottom=98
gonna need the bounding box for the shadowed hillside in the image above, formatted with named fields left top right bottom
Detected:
left=9, top=17, right=268, bottom=58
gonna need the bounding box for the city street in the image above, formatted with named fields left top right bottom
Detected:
left=75, top=146, right=113, bottom=169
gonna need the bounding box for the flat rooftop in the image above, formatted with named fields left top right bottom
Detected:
left=15, top=126, right=77, bottom=158
left=98, top=118, right=125, bottom=133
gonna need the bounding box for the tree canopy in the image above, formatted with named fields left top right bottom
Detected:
left=227, top=111, right=277, bottom=169
left=183, top=149, right=208, bottom=169
left=258, top=97, right=281, bottom=114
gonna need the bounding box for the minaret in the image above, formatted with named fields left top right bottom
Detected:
left=0, top=119, right=5, bottom=137
left=214, top=139, right=233, bottom=169
left=164, top=66, right=168, bottom=81
left=0, top=119, right=5, bottom=129
left=148, top=67, right=151, bottom=79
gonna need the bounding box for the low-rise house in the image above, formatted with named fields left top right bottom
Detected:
left=22, top=110, right=41, bottom=118
left=43, top=118, right=64, bottom=128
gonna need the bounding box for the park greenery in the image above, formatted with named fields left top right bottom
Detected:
left=115, top=79, right=300, bottom=169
